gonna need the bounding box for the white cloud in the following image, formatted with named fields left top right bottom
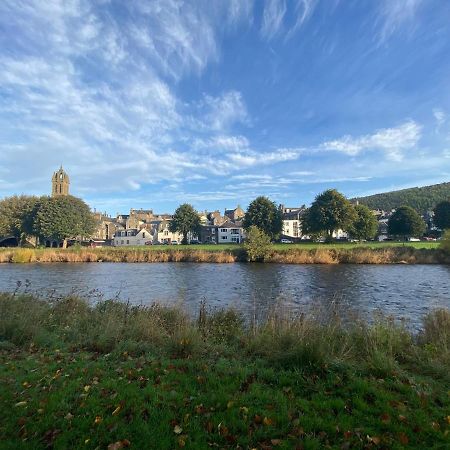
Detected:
left=261, top=0, right=317, bottom=40
left=199, top=91, right=249, bottom=131
left=433, top=108, right=446, bottom=131
left=322, top=121, right=422, bottom=161
left=378, top=0, right=424, bottom=42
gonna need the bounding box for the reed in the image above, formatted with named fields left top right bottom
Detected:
left=0, top=245, right=447, bottom=264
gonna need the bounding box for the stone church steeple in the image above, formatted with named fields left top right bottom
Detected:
left=52, top=166, right=70, bottom=197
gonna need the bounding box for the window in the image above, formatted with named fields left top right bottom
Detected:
left=164, top=230, right=168, bottom=236
left=231, top=229, right=239, bottom=234
left=211, top=229, right=215, bottom=234
left=221, top=236, right=228, bottom=240
left=121, top=240, right=124, bottom=244
left=231, top=237, right=239, bottom=242
left=220, top=228, right=227, bottom=232
left=126, top=240, right=129, bottom=245
left=142, top=232, right=146, bottom=238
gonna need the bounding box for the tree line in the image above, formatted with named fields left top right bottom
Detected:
left=0, top=195, right=96, bottom=247
left=353, top=182, right=450, bottom=214
left=1, top=190, right=449, bottom=247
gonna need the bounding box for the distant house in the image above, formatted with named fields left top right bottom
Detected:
left=113, top=229, right=152, bottom=246
left=217, top=220, right=245, bottom=244
left=199, top=225, right=218, bottom=244
left=281, top=207, right=306, bottom=240
left=224, top=206, right=245, bottom=222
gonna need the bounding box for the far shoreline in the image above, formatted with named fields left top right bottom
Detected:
left=0, top=243, right=448, bottom=265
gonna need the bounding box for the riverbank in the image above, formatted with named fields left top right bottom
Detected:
left=0, top=294, right=449, bottom=449
left=0, top=243, right=448, bottom=264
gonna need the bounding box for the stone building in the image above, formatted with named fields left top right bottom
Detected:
left=52, top=166, right=70, bottom=197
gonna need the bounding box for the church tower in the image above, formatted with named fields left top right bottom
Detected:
left=52, top=166, right=70, bottom=197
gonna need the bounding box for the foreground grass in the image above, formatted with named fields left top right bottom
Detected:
left=0, top=294, right=449, bottom=449
left=0, top=241, right=447, bottom=264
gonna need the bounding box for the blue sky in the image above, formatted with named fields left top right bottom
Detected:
left=1, top=0, right=449, bottom=215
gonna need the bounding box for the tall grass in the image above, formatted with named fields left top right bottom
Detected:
left=0, top=245, right=447, bottom=264
left=1, top=293, right=448, bottom=380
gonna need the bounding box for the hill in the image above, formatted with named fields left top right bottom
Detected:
left=353, top=182, right=450, bottom=213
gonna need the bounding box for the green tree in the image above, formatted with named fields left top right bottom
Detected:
left=433, top=200, right=450, bottom=230
left=303, top=189, right=356, bottom=242
left=169, top=203, right=201, bottom=245
left=243, top=196, right=282, bottom=240
left=387, top=206, right=426, bottom=240
left=0, top=195, right=41, bottom=245
left=34, top=196, right=96, bottom=247
left=243, top=225, right=272, bottom=262
left=348, top=204, right=378, bottom=241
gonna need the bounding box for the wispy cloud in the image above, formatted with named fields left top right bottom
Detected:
left=377, top=0, right=424, bottom=42
left=322, top=121, right=422, bottom=161
left=261, top=0, right=317, bottom=40
left=433, top=108, right=446, bottom=132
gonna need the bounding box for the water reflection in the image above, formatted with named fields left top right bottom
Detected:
left=0, top=263, right=448, bottom=328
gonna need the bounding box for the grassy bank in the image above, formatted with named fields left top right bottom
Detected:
left=0, top=294, right=449, bottom=449
left=0, top=242, right=448, bottom=264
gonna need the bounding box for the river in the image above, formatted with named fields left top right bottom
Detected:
left=0, top=263, right=449, bottom=328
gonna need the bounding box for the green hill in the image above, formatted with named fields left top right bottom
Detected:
left=353, top=182, right=450, bottom=213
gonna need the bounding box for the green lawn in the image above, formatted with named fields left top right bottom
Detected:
left=0, top=295, right=449, bottom=449
left=1, top=349, right=449, bottom=450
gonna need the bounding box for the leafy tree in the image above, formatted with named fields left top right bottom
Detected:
left=440, top=229, right=450, bottom=254
left=169, top=203, right=201, bottom=245
left=387, top=206, right=426, bottom=240
left=348, top=204, right=378, bottom=241
left=0, top=195, right=41, bottom=245
left=243, top=225, right=272, bottom=262
left=433, top=200, right=450, bottom=230
left=303, top=189, right=356, bottom=242
left=34, top=196, right=96, bottom=247
left=243, top=196, right=282, bottom=240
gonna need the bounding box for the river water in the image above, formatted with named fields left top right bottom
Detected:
left=0, top=263, right=449, bottom=327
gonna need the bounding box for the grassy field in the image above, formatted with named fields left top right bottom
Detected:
left=0, top=294, right=449, bottom=449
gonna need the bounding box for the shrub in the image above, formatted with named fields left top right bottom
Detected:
left=243, top=225, right=272, bottom=262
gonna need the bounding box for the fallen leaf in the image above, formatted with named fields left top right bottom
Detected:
left=271, top=439, right=282, bottom=446
left=174, top=425, right=183, bottom=435
left=380, top=413, right=390, bottom=423
left=178, top=436, right=186, bottom=447
left=112, top=405, right=122, bottom=416
left=107, top=442, right=123, bottom=450
left=14, top=401, right=27, bottom=407
left=94, top=415, right=102, bottom=424
left=65, top=413, right=74, bottom=420
left=263, top=417, right=274, bottom=426
left=367, top=435, right=381, bottom=445
left=398, top=432, right=409, bottom=445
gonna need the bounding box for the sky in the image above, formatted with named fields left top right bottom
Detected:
left=1, top=0, right=450, bottom=215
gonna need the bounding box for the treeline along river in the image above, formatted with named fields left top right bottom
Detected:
left=0, top=263, right=449, bottom=328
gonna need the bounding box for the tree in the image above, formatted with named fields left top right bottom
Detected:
left=34, top=195, right=96, bottom=247
left=303, top=189, right=356, bottom=241
left=387, top=206, right=426, bottom=240
left=0, top=195, right=41, bottom=245
left=243, top=225, right=272, bottom=262
left=348, top=204, right=378, bottom=241
left=433, top=200, right=450, bottom=230
left=169, top=203, right=201, bottom=245
left=243, top=196, right=283, bottom=240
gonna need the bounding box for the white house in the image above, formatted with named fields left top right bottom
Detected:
left=217, top=221, right=245, bottom=244
left=113, top=229, right=153, bottom=246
